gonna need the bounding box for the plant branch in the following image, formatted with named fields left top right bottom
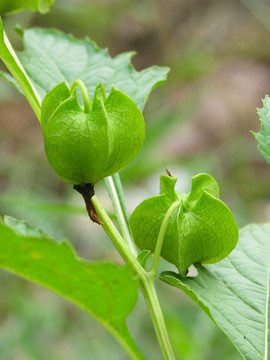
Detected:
left=0, top=23, right=42, bottom=119
left=150, top=200, right=181, bottom=276
left=140, top=278, right=176, bottom=360
left=92, top=195, right=176, bottom=360
left=105, top=174, right=137, bottom=255
left=92, top=195, right=142, bottom=273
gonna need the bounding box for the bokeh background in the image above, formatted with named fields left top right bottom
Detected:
left=1, top=0, right=270, bottom=359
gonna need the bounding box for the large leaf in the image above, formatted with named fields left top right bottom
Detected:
left=13, top=27, right=169, bottom=111
left=253, top=95, right=270, bottom=165
left=0, top=0, right=55, bottom=15
left=0, top=217, right=144, bottom=360
left=160, top=223, right=270, bottom=360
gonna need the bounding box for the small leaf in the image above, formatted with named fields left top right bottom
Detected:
left=253, top=95, right=270, bottom=164
left=0, top=0, right=55, bottom=15
left=0, top=217, right=144, bottom=360
left=14, top=27, right=169, bottom=110
left=42, top=82, right=145, bottom=185
left=137, top=250, right=152, bottom=269
left=130, top=174, right=238, bottom=276
left=0, top=70, right=23, bottom=94
left=160, top=222, right=270, bottom=360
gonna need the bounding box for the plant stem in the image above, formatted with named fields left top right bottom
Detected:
left=150, top=200, right=181, bottom=276
left=70, top=79, right=91, bottom=113
left=140, top=277, right=175, bottom=360
left=0, top=27, right=42, bottom=119
left=92, top=195, right=176, bottom=360
left=92, top=195, right=142, bottom=273
left=105, top=175, right=137, bottom=256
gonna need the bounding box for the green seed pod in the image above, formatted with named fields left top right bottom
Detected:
left=41, top=80, right=145, bottom=185
left=130, top=174, right=239, bottom=276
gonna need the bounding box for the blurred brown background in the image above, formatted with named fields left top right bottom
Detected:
left=0, top=0, right=270, bottom=359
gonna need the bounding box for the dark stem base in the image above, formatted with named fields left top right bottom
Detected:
left=73, top=183, right=102, bottom=225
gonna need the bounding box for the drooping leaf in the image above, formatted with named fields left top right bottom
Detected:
left=12, top=27, right=169, bottom=111
left=160, top=223, right=270, bottom=360
left=130, top=174, right=238, bottom=276
left=41, top=82, right=145, bottom=185
left=0, top=0, right=55, bottom=15
left=253, top=95, right=270, bottom=164
left=0, top=217, right=144, bottom=360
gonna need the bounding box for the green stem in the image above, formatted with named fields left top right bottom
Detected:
left=0, top=29, right=42, bottom=120
left=92, top=195, right=176, bottom=360
left=70, top=79, right=91, bottom=113
left=105, top=175, right=137, bottom=256
left=92, top=195, right=142, bottom=273
left=140, top=278, right=175, bottom=360
left=150, top=200, right=181, bottom=276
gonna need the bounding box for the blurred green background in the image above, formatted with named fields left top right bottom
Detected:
left=1, top=0, right=270, bottom=359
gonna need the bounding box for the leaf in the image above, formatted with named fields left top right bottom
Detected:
left=0, top=0, right=55, bottom=15
left=253, top=95, right=270, bottom=164
left=0, top=70, right=23, bottom=94
left=137, top=250, right=152, bottom=269
left=14, top=27, right=169, bottom=111
left=160, top=223, right=270, bottom=360
left=130, top=174, right=238, bottom=276
left=42, top=82, right=145, bottom=185
left=0, top=217, right=144, bottom=360
left=4, top=215, right=50, bottom=238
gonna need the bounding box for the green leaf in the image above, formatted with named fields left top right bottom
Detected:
left=42, top=82, right=145, bottom=185
left=137, top=250, right=152, bottom=269
left=0, top=0, right=55, bottom=15
left=130, top=174, right=238, bottom=276
left=160, top=222, right=270, bottom=360
left=4, top=215, right=50, bottom=238
left=0, top=217, right=144, bottom=360
left=253, top=95, right=270, bottom=164
left=14, top=27, right=169, bottom=111
left=0, top=70, right=23, bottom=94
